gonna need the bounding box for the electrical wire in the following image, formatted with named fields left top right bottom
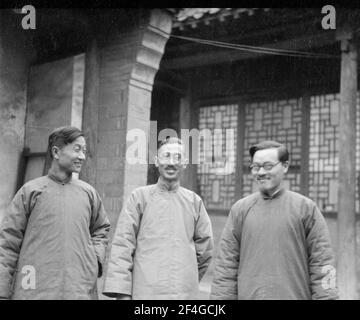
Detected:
left=170, top=34, right=340, bottom=59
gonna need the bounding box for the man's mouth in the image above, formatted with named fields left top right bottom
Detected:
left=165, top=167, right=176, bottom=173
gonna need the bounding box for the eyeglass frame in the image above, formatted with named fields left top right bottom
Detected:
left=249, top=161, right=282, bottom=172
left=157, top=153, right=183, bottom=164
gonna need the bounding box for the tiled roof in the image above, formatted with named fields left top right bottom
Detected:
left=171, top=8, right=270, bottom=29
left=175, top=8, right=226, bottom=21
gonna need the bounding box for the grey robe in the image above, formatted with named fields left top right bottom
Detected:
left=103, top=178, right=214, bottom=299
left=211, top=189, right=338, bottom=300
left=0, top=174, right=110, bottom=299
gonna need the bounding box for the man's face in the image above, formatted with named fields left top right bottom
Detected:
left=54, top=136, right=87, bottom=174
left=155, top=143, right=186, bottom=182
left=251, top=147, right=288, bottom=195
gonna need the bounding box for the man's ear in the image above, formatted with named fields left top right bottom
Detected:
left=52, top=146, right=60, bottom=160
left=154, top=156, right=159, bottom=167
left=283, top=161, right=289, bottom=173
left=182, top=157, right=188, bottom=168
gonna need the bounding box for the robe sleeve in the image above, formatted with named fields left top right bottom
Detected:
left=89, top=190, right=111, bottom=278
left=194, top=198, right=214, bottom=281
left=304, top=204, right=339, bottom=300
left=102, top=191, right=141, bottom=298
left=210, top=205, right=240, bottom=300
left=0, top=188, right=29, bottom=299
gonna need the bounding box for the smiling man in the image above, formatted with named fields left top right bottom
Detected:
left=0, top=126, right=110, bottom=299
left=210, top=140, right=338, bottom=300
left=103, top=137, right=213, bottom=300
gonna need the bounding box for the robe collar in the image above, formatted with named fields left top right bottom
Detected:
left=260, top=187, right=285, bottom=200
left=47, top=169, right=72, bottom=185
left=156, top=177, right=180, bottom=192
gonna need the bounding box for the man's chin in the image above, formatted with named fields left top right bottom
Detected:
left=258, top=184, right=272, bottom=193
left=162, top=173, right=179, bottom=181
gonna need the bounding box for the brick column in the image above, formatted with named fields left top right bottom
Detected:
left=94, top=9, right=172, bottom=227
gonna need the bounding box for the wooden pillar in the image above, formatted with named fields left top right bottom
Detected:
left=235, top=101, right=246, bottom=199
left=300, top=94, right=310, bottom=197
left=191, top=101, right=200, bottom=195
left=80, top=38, right=100, bottom=187
left=179, top=81, right=197, bottom=191
left=336, top=27, right=358, bottom=300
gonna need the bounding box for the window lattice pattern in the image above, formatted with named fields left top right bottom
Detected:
left=197, top=105, right=238, bottom=210
left=242, top=98, right=302, bottom=197
left=309, top=93, right=360, bottom=213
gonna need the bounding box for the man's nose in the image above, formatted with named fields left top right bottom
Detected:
left=78, top=150, right=86, bottom=160
left=257, top=166, right=267, bottom=175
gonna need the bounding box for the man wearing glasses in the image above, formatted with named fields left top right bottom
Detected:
left=210, top=140, right=338, bottom=300
left=103, top=137, right=213, bottom=299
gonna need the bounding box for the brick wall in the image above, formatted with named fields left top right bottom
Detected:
left=92, top=9, right=172, bottom=229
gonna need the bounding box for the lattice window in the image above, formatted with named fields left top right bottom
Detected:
left=309, top=92, right=360, bottom=213
left=242, top=98, right=302, bottom=197
left=197, top=104, right=238, bottom=210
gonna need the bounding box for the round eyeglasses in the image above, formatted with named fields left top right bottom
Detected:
left=249, top=161, right=281, bottom=172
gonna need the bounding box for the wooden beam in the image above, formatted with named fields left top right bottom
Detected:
left=336, top=27, right=358, bottom=300
left=162, top=31, right=337, bottom=70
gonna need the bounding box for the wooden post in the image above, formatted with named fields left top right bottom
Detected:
left=79, top=38, right=100, bottom=187
left=235, top=101, right=246, bottom=200
left=300, top=94, right=310, bottom=197
left=336, top=27, right=358, bottom=300
left=179, top=75, right=198, bottom=192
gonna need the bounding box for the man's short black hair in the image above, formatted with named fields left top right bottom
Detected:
left=249, top=140, right=289, bottom=162
left=157, top=136, right=183, bottom=151
left=48, top=126, right=84, bottom=159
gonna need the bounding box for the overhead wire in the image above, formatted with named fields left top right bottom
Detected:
left=170, top=34, right=340, bottom=59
